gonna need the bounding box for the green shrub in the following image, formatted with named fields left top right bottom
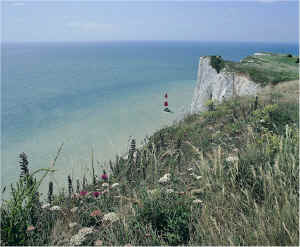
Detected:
left=134, top=190, right=193, bottom=245
left=1, top=168, right=55, bottom=245
left=210, top=56, right=225, bottom=73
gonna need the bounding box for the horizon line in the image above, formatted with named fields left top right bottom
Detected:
left=1, top=40, right=299, bottom=44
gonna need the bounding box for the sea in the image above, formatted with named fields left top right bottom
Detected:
left=1, top=41, right=298, bottom=199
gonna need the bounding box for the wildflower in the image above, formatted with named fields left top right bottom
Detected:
left=69, top=222, right=78, bottom=228
left=41, top=203, right=51, bottom=209
left=101, top=170, right=108, bottom=181
left=71, top=207, right=78, bottom=213
left=50, top=205, right=61, bottom=211
left=102, top=189, right=108, bottom=194
left=187, top=167, right=193, bottom=171
left=94, top=240, right=103, bottom=246
left=102, top=183, right=109, bottom=187
left=80, top=190, right=88, bottom=196
left=226, top=156, right=239, bottom=162
left=158, top=173, right=171, bottom=184
left=90, top=209, right=102, bottom=217
left=147, top=189, right=159, bottom=195
left=166, top=189, right=174, bottom=194
left=72, top=193, right=80, bottom=199
left=26, top=225, right=35, bottom=232
left=93, top=191, right=101, bottom=198
left=69, top=233, right=86, bottom=246
left=192, top=199, right=203, bottom=204
left=191, top=173, right=202, bottom=180
left=78, top=227, right=94, bottom=236
left=103, top=212, right=119, bottom=223
left=111, top=183, right=119, bottom=188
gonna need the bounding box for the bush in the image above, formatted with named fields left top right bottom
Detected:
left=1, top=168, right=55, bottom=245
left=134, top=190, right=193, bottom=245
left=210, top=56, right=225, bottom=73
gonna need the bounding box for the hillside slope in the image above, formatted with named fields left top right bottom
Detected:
left=1, top=80, right=298, bottom=246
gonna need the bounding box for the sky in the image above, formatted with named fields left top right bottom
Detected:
left=2, top=0, right=299, bottom=43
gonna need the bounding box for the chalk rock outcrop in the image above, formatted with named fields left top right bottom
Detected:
left=191, top=56, right=260, bottom=113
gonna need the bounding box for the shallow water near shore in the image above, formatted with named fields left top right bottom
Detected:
left=2, top=41, right=298, bottom=199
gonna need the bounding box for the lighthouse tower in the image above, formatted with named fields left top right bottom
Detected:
left=163, top=93, right=171, bottom=113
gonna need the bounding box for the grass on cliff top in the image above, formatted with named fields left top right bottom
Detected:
left=1, top=80, right=299, bottom=246
left=220, top=53, right=299, bottom=86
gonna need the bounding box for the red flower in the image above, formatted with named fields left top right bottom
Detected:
left=80, top=191, right=88, bottom=196
left=93, top=191, right=101, bottom=198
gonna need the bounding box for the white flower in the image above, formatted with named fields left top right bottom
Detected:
left=147, top=189, right=159, bottom=195
left=192, top=199, right=203, bottom=204
left=111, top=183, right=119, bottom=188
left=260, top=119, right=265, bottom=123
left=78, top=227, right=94, bottom=236
left=158, top=173, right=171, bottom=184
left=94, top=240, right=103, bottom=246
left=71, top=207, right=78, bottom=213
left=41, top=203, right=51, bottom=209
left=226, top=156, right=239, bottom=162
left=194, top=175, right=202, bottom=180
left=102, top=183, right=109, bottom=187
left=187, top=167, right=193, bottom=171
left=50, top=205, right=61, bottom=211
left=69, top=222, right=78, bottom=228
left=166, top=189, right=174, bottom=194
left=69, top=233, right=86, bottom=246
left=103, top=212, right=119, bottom=223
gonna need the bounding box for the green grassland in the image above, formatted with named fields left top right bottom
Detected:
left=210, top=53, right=299, bottom=86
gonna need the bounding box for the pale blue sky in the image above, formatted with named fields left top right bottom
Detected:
left=2, top=0, right=299, bottom=43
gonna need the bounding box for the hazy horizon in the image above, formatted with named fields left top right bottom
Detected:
left=2, top=1, right=299, bottom=43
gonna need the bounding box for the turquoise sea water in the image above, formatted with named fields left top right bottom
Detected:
left=1, top=41, right=298, bottom=196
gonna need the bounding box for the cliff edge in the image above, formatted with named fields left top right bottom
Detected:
left=191, top=56, right=259, bottom=113
left=191, top=53, right=299, bottom=113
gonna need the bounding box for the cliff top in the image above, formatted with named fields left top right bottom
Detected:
left=208, top=52, right=299, bottom=86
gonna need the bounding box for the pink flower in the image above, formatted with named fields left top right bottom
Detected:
left=94, top=240, right=103, bottom=246
left=90, top=209, right=102, bottom=217
left=101, top=173, right=108, bottom=180
left=93, top=191, right=101, bottom=198
left=80, top=191, right=88, bottom=196
left=27, top=225, right=35, bottom=232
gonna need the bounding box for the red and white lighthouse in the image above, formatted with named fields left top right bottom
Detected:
left=163, top=93, right=171, bottom=113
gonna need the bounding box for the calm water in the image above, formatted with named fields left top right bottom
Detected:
left=1, top=41, right=298, bottom=197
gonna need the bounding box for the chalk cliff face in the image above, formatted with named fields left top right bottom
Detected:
left=191, top=56, right=260, bottom=113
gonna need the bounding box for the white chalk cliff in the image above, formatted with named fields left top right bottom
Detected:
left=191, top=56, right=260, bottom=113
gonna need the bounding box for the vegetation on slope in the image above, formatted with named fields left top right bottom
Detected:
left=1, top=80, right=299, bottom=246
left=210, top=53, right=299, bottom=86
